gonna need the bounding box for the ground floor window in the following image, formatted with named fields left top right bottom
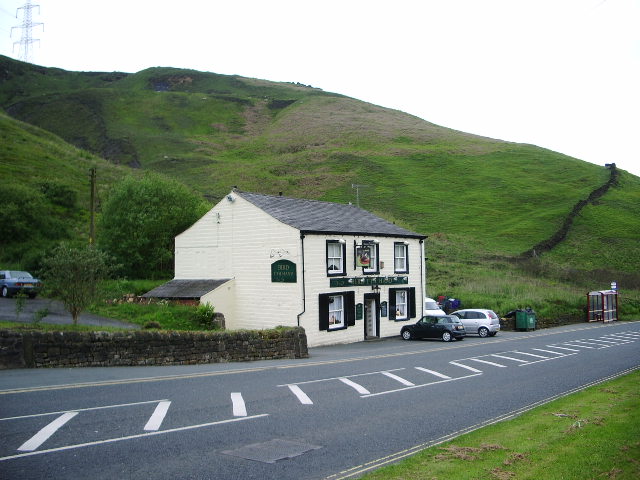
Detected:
left=389, top=287, right=416, bottom=321
left=319, top=291, right=355, bottom=331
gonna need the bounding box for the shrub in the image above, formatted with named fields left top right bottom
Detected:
left=191, top=303, right=217, bottom=330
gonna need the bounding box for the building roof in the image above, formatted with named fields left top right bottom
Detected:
left=236, top=190, right=426, bottom=239
left=142, top=279, right=230, bottom=299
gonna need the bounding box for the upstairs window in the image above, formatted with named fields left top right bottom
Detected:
left=326, top=240, right=346, bottom=276
left=361, top=241, right=379, bottom=275
left=394, top=242, right=409, bottom=273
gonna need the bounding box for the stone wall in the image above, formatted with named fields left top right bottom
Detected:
left=0, top=327, right=308, bottom=369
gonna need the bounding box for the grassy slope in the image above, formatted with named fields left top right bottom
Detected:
left=1, top=55, right=638, bottom=318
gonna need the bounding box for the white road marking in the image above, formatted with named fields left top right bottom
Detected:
left=585, top=338, right=623, bottom=345
left=468, top=358, right=508, bottom=368
left=287, top=385, right=313, bottom=405
left=490, top=354, right=530, bottom=363
left=18, top=412, right=78, bottom=452
left=546, top=345, right=581, bottom=352
left=362, top=373, right=482, bottom=398
left=144, top=401, right=171, bottom=431
left=2, top=415, right=269, bottom=462
left=561, top=341, right=597, bottom=349
left=0, top=399, right=171, bottom=422
left=231, top=392, right=247, bottom=417
left=381, top=371, right=415, bottom=386
left=511, top=351, right=550, bottom=359
left=339, top=378, right=370, bottom=395
left=414, top=367, right=451, bottom=379
left=449, top=361, right=483, bottom=373
left=531, top=348, right=572, bottom=356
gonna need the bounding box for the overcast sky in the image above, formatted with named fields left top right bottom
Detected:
left=1, top=0, right=639, bottom=177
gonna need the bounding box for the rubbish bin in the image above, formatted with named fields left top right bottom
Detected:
left=515, top=310, right=536, bottom=331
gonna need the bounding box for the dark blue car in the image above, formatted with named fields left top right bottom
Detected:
left=401, top=315, right=466, bottom=342
left=0, top=270, right=43, bottom=298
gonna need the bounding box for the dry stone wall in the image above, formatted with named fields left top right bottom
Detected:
left=0, top=328, right=308, bottom=369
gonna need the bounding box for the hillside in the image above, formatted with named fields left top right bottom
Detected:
left=1, top=55, right=638, bottom=318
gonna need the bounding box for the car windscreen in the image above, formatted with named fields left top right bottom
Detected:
left=10, top=271, right=32, bottom=278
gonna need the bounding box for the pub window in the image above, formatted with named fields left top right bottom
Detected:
left=328, top=295, right=344, bottom=330
left=326, top=240, right=346, bottom=276
left=319, top=292, right=356, bottom=331
left=389, top=287, right=416, bottom=321
left=394, top=242, right=409, bottom=273
left=362, top=241, right=379, bottom=275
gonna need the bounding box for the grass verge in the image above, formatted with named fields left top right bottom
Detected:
left=361, top=369, right=640, bottom=480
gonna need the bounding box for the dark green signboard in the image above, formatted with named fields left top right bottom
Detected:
left=271, top=259, right=297, bottom=283
left=356, top=303, right=363, bottom=320
left=329, top=276, right=408, bottom=288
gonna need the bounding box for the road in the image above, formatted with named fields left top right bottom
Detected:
left=0, top=321, right=638, bottom=480
left=0, top=297, right=139, bottom=329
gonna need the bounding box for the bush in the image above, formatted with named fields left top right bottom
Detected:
left=191, top=303, right=217, bottom=330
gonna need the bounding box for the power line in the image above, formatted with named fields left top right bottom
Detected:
left=11, top=0, right=44, bottom=63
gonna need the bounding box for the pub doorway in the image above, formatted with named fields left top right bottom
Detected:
left=364, top=293, right=380, bottom=339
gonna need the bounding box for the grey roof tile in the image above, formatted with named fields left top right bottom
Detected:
left=142, top=279, right=230, bottom=299
left=236, top=191, right=425, bottom=239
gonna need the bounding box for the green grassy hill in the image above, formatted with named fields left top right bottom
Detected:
left=1, top=54, right=638, bottom=319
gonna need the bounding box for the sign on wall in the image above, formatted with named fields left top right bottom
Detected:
left=271, top=259, right=297, bottom=283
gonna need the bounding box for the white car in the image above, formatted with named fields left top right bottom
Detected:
left=450, top=309, right=500, bottom=337
left=424, top=297, right=446, bottom=316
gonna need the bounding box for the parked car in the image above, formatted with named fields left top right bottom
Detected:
left=0, top=270, right=43, bottom=298
left=424, top=297, right=446, bottom=316
left=401, top=315, right=466, bottom=342
left=450, top=309, right=500, bottom=337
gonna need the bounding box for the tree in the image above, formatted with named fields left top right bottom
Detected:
left=98, top=174, right=209, bottom=278
left=40, top=244, right=114, bottom=325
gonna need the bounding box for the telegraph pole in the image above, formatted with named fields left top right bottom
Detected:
left=351, top=184, right=369, bottom=208
left=11, top=0, right=44, bottom=63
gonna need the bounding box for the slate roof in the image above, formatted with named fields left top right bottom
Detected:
left=236, top=190, right=426, bottom=239
left=142, top=279, right=230, bottom=299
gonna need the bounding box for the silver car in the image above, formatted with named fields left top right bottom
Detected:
left=450, top=309, right=500, bottom=337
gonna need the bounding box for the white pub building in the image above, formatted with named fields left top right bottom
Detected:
left=144, top=189, right=427, bottom=347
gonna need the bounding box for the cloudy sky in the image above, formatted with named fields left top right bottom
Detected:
left=1, top=0, right=639, bottom=176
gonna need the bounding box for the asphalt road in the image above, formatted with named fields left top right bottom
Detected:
left=0, top=321, right=638, bottom=480
left=0, top=297, right=139, bottom=329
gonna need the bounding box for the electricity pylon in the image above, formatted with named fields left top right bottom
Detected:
left=11, top=0, right=44, bottom=63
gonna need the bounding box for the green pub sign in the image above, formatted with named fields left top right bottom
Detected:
left=271, top=259, right=297, bottom=283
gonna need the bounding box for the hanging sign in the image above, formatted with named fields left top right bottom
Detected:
left=271, top=259, right=297, bottom=283
left=355, top=246, right=371, bottom=267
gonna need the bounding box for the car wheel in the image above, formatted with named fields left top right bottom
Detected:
left=441, top=331, right=452, bottom=342
left=401, top=330, right=412, bottom=340
left=1, top=286, right=9, bottom=298
left=478, top=327, right=489, bottom=338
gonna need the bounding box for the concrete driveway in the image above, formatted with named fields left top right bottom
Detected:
left=0, top=296, right=140, bottom=329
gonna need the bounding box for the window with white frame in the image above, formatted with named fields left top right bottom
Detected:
left=394, top=290, right=408, bottom=320
left=394, top=242, right=409, bottom=273
left=328, top=295, right=344, bottom=330
left=326, top=240, right=345, bottom=276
